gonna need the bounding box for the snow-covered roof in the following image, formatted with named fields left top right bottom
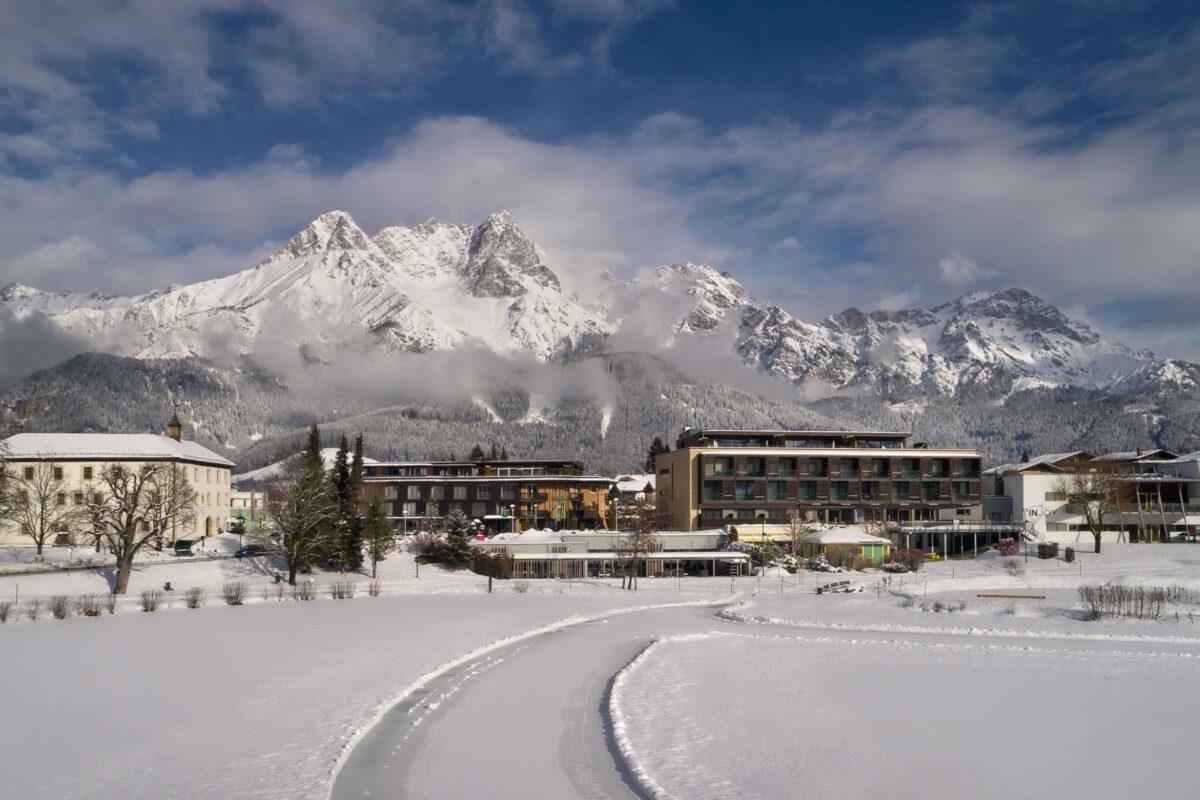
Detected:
left=616, top=473, right=655, bottom=493
left=234, top=447, right=379, bottom=484
left=1091, top=449, right=1178, bottom=462
left=798, top=526, right=893, bottom=546
left=1159, top=451, right=1200, bottom=464
left=1, top=433, right=234, bottom=468
left=510, top=550, right=749, bottom=561
left=984, top=451, right=1092, bottom=475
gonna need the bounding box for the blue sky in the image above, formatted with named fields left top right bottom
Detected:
left=2, top=0, right=1199, bottom=356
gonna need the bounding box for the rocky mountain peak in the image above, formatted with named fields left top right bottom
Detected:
left=461, top=212, right=560, bottom=297
left=263, top=210, right=376, bottom=265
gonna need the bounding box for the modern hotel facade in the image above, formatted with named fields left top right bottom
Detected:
left=655, top=429, right=983, bottom=532
left=362, top=459, right=616, bottom=531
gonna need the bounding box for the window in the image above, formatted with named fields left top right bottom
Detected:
left=797, top=481, right=818, bottom=501
left=953, top=482, right=971, bottom=501
left=838, top=459, right=860, bottom=478
left=431, top=485, right=446, bottom=500
left=406, top=485, right=421, bottom=500
left=702, top=508, right=726, bottom=520
left=741, top=457, right=765, bottom=477
left=956, top=508, right=972, bottom=516
left=776, top=457, right=797, bottom=477
left=56, top=492, right=67, bottom=506
left=73, top=492, right=84, bottom=505
left=860, top=481, right=879, bottom=501
left=471, top=502, right=486, bottom=518
left=402, top=502, right=418, bottom=517
left=767, top=481, right=788, bottom=501
left=735, top=480, right=756, bottom=501
left=500, top=485, right=515, bottom=500
left=476, top=485, right=491, bottom=500
left=704, top=457, right=733, bottom=477
left=870, top=458, right=889, bottom=477
left=703, top=481, right=724, bottom=502
left=385, top=486, right=399, bottom=500
left=736, top=508, right=756, bottom=519
left=922, top=482, right=940, bottom=501
left=1044, top=491, right=1065, bottom=502
left=23, top=467, right=33, bottom=479
left=807, top=458, right=827, bottom=477
left=53, top=466, right=63, bottom=480
left=892, top=481, right=911, bottom=501
left=83, top=466, right=93, bottom=480
left=829, top=481, right=849, bottom=501
left=425, top=501, right=439, bottom=516
left=453, top=486, right=467, bottom=500
left=140, top=520, right=150, bottom=532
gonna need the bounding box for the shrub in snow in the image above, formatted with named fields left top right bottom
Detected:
left=368, top=579, right=382, bottom=597
left=512, top=580, right=530, bottom=594
left=1077, top=584, right=1188, bottom=621
left=293, top=581, right=317, bottom=601
left=104, top=593, right=117, bottom=615
left=184, top=587, right=207, bottom=609
left=886, top=548, right=925, bottom=573
left=0, top=600, right=12, bottom=624
left=75, top=594, right=104, bottom=617
left=25, top=598, right=42, bottom=621
left=851, top=555, right=875, bottom=572
left=140, top=589, right=162, bottom=613
left=1063, top=547, right=1076, bottom=564
left=998, top=538, right=1019, bottom=556
left=222, top=581, right=247, bottom=606
left=881, top=560, right=910, bottom=574
left=1002, top=560, right=1025, bottom=578
left=329, top=581, right=356, bottom=599
left=804, top=554, right=836, bottom=572
left=49, top=595, right=72, bottom=620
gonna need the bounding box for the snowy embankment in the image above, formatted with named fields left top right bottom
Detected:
left=611, top=631, right=1199, bottom=800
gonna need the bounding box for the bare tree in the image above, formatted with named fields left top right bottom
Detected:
left=3, top=461, right=81, bottom=561
left=258, top=456, right=338, bottom=584
left=1053, top=464, right=1125, bottom=554
left=614, top=519, right=660, bottom=590
left=85, top=463, right=197, bottom=594
left=786, top=512, right=817, bottom=560
left=362, top=495, right=394, bottom=579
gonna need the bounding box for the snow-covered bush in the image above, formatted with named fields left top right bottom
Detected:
left=881, top=560, right=910, bottom=574
left=512, top=580, right=530, bottom=594
left=851, top=555, right=875, bottom=572
left=104, top=593, right=117, bottom=614
left=368, top=579, right=382, bottom=597
left=886, top=548, right=924, bottom=573
left=49, top=595, right=71, bottom=620
left=140, top=589, right=162, bottom=612
left=222, top=581, right=247, bottom=606
left=184, top=587, right=207, bottom=609
left=75, top=594, right=104, bottom=617
left=25, top=598, right=42, bottom=621
left=328, top=581, right=356, bottom=599
left=804, top=553, right=836, bottom=572
left=292, top=581, right=317, bottom=601
left=998, top=538, right=1019, bottom=556
left=1002, top=560, right=1025, bottom=578
left=0, top=600, right=12, bottom=624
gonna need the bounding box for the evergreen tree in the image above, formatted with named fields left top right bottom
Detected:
left=302, top=424, right=323, bottom=474
left=644, top=436, right=667, bottom=472
left=488, top=442, right=499, bottom=460
left=437, top=509, right=473, bottom=570
left=343, top=434, right=366, bottom=572
left=469, top=443, right=486, bottom=461
left=362, top=495, right=392, bottom=579
left=500, top=447, right=509, bottom=461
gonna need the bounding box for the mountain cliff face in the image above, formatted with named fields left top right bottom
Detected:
left=1, top=210, right=1197, bottom=469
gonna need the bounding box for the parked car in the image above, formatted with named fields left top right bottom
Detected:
left=173, top=539, right=196, bottom=557
left=228, top=517, right=246, bottom=534
left=235, top=544, right=267, bottom=559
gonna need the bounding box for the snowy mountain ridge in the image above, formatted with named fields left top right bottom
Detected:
left=2, top=210, right=1195, bottom=400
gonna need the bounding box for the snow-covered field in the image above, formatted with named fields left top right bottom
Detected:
left=2, top=543, right=1198, bottom=800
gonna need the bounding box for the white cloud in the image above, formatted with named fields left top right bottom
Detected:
left=938, top=251, right=993, bottom=284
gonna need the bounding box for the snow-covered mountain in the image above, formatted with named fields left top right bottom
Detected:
left=2, top=210, right=1195, bottom=401
left=0, top=211, right=611, bottom=361
left=654, top=262, right=1193, bottom=399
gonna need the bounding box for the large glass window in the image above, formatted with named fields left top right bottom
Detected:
left=776, top=457, right=797, bottom=477
left=892, top=481, right=911, bottom=501
left=807, top=458, right=828, bottom=477
left=953, top=482, right=971, bottom=501
left=406, top=485, right=421, bottom=500
left=922, top=482, right=940, bottom=501
left=452, top=485, right=467, bottom=500
left=767, top=481, right=788, bottom=501
left=830, top=481, right=849, bottom=501
left=703, top=481, right=724, bottom=502
left=431, top=485, right=445, bottom=500
left=797, top=481, right=818, bottom=501
left=838, top=459, right=860, bottom=478
left=735, top=481, right=756, bottom=501
left=476, top=485, right=491, bottom=500
left=500, top=484, right=515, bottom=500
left=401, top=502, right=417, bottom=517
left=742, top=457, right=765, bottom=477
left=471, top=502, right=486, bottom=518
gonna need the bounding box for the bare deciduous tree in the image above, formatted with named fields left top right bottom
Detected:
left=85, top=463, right=197, bottom=594
left=258, top=456, right=338, bottom=584
left=1053, top=464, right=1126, bottom=554
left=786, top=512, right=817, bottom=560
left=614, top=520, right=660, bottom=590
left=3, top=461, right=81, bottom=560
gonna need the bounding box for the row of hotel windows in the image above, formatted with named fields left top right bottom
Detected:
left=14, top=490, right=228, bottom=507
left=378, top=466, right=570, bottom=477
left=385, top=484, right=518, bottom=501
left=18, top=464, right=229, bottom=484
left=395, top=502, right=510, bottom=518
left=702, top=480, right=976, bottom=502
left=701, top=457, right=979, bottom=478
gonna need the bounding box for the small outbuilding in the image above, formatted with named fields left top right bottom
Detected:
left=797, top=526, right=893, bottom=565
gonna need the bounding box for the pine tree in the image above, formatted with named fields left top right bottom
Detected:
left=343, top=434, right=366, bottom=572
left=437, top=509, right=473, bottom=570
left=644, top=436, right=667, bottom=472
left=469, top=443, right=486, bottom=461
left=362, top=495, right=392, bottom=579
left=488, top=442, right=499, bottom=460
left=499, top=447, right=509, bottom=461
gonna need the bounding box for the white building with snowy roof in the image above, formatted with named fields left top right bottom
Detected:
left=0, top=416, right=236, bottom=546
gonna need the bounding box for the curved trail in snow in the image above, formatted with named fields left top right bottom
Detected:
left=330, top=604, right=724, bottom=800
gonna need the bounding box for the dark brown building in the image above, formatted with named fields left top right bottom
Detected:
left=363, top=459, right=616, bottom=531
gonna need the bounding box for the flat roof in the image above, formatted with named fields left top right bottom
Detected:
left=510, top=550, right=750, bottom=560
left=363, top=475, right=615, bottom=484
left=684, top=429, right=912, bottom=438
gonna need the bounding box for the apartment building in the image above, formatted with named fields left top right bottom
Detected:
left=362, top=459, right=616, bottom=531
left=984, top=449, right=1200, bottom=543
left=655, top=428, right=983, bottom=532
left=0, top=416, right=235, bottom=546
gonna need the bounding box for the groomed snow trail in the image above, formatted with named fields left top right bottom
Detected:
left=331, top=604, right=722, bottom=800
